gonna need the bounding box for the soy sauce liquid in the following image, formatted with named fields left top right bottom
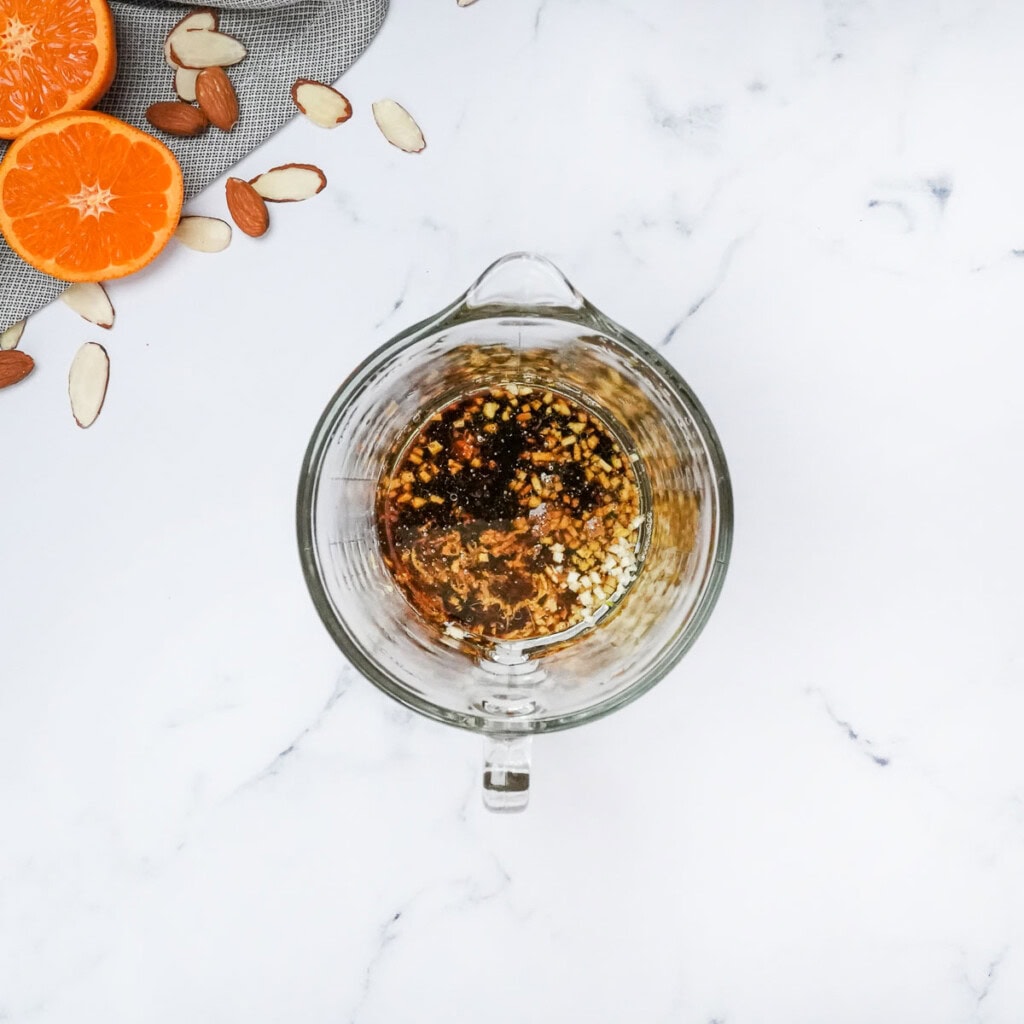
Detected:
left=377, top=383, right=645, bottom=642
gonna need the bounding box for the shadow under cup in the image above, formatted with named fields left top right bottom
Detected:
left=297, top=255, right=732, bottom=809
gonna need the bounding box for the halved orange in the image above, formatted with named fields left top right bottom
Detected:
left=0, top=0, right=117, bottom=140
left=0, top=111, right=184, bottom=282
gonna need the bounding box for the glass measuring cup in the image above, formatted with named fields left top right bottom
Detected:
left=296, top=253, right=733, bottom=811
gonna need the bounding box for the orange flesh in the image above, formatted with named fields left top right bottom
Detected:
left=0, top=0, right=116, bottom=139
left=0, top=111, right=184, bottom=281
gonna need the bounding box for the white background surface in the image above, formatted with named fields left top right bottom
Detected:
left=3, top=1, right=1024, bottom=1021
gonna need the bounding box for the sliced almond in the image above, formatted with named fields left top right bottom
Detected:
left=146, top=100, right=209, bottom=137
left=175, top=215, right=233, bottom=253
left=225, top=178, right=269, bottom=238
left=177, top=7, right=219, bottom=31
left=174, top=67, right=200, bottom=102
left=0, top=350, right=33, bottom=390
left=457, top=0, right=479, bottom=5
left=170, top=30, right=247, bottom=70
left=60, top=282, right=115, bottom=329
left=290, top=80, right=352, bottom=128
left=68, top=343, right=109, bottom=429
left=0, top=319, right=25, bottom=351
left=249, top=164, right=327, bottom=203
left=164, top=7, right=220, bottom=68
left=371, top=99, right=426, bottom=153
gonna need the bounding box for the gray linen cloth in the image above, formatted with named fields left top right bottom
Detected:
left=0, top=0, right=388, bottom=331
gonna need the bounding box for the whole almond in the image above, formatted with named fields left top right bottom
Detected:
left=0, top=350, right=34, bottom=390
left=146, top=101, right=209, bottom=137
left=225, top=178, right=269, bottom=237
left=290, top=79, right=352, bottom=128
left=196, top=67, right=239, bottom=131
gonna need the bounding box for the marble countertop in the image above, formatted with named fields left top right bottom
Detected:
left=4, top=0, right=1024, bottom=1020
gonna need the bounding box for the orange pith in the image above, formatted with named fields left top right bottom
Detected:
left=0, top=111, right=184, bottom=281
left=0, top=0, right=116, bottom=139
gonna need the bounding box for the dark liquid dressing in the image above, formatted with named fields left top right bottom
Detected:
left=377, top=384, right=644, bottom=642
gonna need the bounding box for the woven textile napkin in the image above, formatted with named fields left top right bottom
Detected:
left=0, top=0, right=388, bottom=331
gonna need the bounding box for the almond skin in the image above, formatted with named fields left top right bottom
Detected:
left=225, top=178, right=269, bottom=238
left=146, top=101, right=209, bottom=137
left=0, top=350, right=34, bottom=390
left=196, top=67, right=239, bottom=131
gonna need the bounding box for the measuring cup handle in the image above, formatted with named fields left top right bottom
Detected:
left=482, top=735, right=532, bottom=812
